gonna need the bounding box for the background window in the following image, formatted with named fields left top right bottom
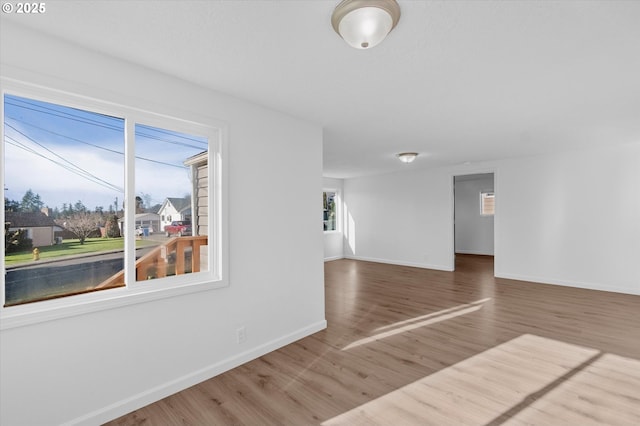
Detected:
left=323, top=191, right=337, bottom=231
left=481, top=191, right=495, bottom=216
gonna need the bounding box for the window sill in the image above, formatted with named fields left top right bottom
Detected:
left=0, top=276, right=227, bottom=330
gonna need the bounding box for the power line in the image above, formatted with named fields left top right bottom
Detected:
left=7, top=95, right=123, bottom=125
left=135, top=130, right=206, bottom=150
left=5, top=136, right=124, bottom=193
left=5, top=136, right=123, bottom=193
left=5, top=99, right=123, bottom=132
left=5, top=124, right=124, bottom=193
left=7, top=96, right=209, bottom=146
left=4, top=97, right=207, bottom=194
left=6, top=123, right=122, bottom=191
left=6, top=102, right=207, bottom=151
left=6, top=116, right=187, bottom=169
left=7, top=116, right=123, bottom=155
left=134, top=124, right=208, bottom=146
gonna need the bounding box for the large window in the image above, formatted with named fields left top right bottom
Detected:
left=1, top=85, right=226, bottom=326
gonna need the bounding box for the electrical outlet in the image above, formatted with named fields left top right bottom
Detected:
left=236, top=326, right=247, bottom=344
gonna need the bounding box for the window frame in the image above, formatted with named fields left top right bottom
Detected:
left=1, top=80, right=229, bottom=329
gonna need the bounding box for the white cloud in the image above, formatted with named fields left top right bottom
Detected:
left=5, top=139, right=192, bottom=210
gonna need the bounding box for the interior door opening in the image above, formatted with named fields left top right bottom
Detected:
left=453, top=173, right=495, bottom=272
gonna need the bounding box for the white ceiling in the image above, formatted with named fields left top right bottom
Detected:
left=3, top=0, right=640, bottom=178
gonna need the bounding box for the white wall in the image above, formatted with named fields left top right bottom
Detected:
left=494, top=144, right=640, bottom=294
left=323, top=177, right=344, bottom=261
left=1, top=22, right=325, bottom=425
left=344, top=169, right=454, bottom=270
left=343, top=143, right=640, bottom=295
left=454, top=174, right=494, bottom=255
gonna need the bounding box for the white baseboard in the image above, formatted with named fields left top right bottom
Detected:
left=495, top=272, right=640, bottom=296
left=65, top=319, right=327, bottom=426
left=324, top=255, right=344, bottom=262
left=455, top=250, right=494, bottom=256
left=344, top=255, right=454, bottom=272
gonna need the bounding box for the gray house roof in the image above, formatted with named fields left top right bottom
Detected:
left=5, top=211, right=60, bottom=228
left=162, top=197, right=191, bottom=214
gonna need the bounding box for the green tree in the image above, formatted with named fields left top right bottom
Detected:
left=105, top=214, right=120, bottom=238
left=4, top=198, right=20, bottom=212
left=4, top=222, right=32, bottom=253
left=20, top=189, right=44, bottom=212
left=74, top=200, right=87, bottom=213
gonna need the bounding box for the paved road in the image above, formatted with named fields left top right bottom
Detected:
left=5, top=247, right=156, bottom=306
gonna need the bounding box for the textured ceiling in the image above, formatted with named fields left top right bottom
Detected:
left=3, top=0, right=640, bottom=178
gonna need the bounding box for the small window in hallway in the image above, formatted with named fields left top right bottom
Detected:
left=481, top=191, right=495, bottom=216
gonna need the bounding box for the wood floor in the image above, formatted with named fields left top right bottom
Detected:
left=108, top=255, right=640, bottom=425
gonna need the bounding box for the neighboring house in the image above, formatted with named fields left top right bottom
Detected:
left=157, top=197, right=192, bottom=232
left=4, top=210, right=63, bottom=247
left=134, top=212, right=160, bottom=234
left=184, top=151, right=208, bottom=237
left=117, top=212, right=160, bottom=236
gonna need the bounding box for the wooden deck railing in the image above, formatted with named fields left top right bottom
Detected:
left=96, top=235, right=208, bottom=289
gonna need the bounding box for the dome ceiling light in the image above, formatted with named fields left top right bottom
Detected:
left=331, top=0, right=401, bottom=49
left=397, top=152, right=418, bottom=163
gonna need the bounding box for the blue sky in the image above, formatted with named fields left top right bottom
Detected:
left=3, top=94, right=207, bottom=212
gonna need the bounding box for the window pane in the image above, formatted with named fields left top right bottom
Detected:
left=3, top=94, right=125, bottom=306
left=323, top=191, right=337, bottom=231
left=134, top=124, right=209, bottom=282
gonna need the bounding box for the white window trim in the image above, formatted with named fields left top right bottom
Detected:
left=323, top=188, right=340, bottom=233
left=1, top=79, right=229, bottom=330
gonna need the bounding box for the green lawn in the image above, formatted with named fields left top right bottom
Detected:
left=5, top=238, right=158, bottom=266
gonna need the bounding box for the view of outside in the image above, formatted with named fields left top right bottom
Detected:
left=3, top=94, right=208, bottom=306
left=323, top=191, right=336, bottom=231
left=134, top=123, right=209, bottom=282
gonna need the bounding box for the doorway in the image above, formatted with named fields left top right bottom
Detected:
left=453, top=173, right=495, bottom=270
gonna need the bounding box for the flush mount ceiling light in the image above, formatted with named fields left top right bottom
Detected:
left=397, top=152, right=418, bottom=163
left=331, top=0, right=401, bottom=49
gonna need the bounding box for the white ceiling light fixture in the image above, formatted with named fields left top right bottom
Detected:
left=331, top=0, right=401, bottom=49
left=397, top=152, right=418, bottom=163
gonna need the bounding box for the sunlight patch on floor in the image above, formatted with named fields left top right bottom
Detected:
left=509, top=352, right=640, bottom=425
left=342, top=298, right=491, bottom=350
left=324, top=334, right=638, bottom=425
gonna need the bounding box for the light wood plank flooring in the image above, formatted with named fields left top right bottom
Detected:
left=108, top=255, right=640, bottom=425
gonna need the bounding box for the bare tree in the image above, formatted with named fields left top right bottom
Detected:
left=64, top=212, right=101, bottom=244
